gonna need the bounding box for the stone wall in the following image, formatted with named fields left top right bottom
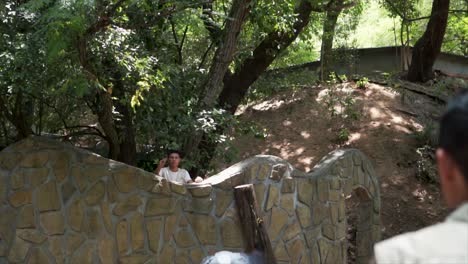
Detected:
left=0, top=137, right=380, bottom=264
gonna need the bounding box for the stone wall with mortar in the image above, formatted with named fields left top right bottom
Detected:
left=0, top=137, right=380, bottom=264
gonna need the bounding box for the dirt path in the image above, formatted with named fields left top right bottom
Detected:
left=218, top=83, right=451, bottom=240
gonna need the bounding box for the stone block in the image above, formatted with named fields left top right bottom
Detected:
left=312, top=202, right=328, bottom=225
left=71, top=166, right=87, bottom=192
left=170, top=182, right=187, bottom=195
left=26, top=247, right=49, bottom=264
left=304, top=226, right=321, bottom=248
left=343, top=179, right=353, bottom=196
left=145, top=197, right=176, bottom=216
left=282, top=221, right=301, bottom=242
left=37, top=180, right=61, bottom=212
left=215, top=190, right=232, bottom=217
left=70, top=241, right=94, bottom=264
left=107, top=177, right=119, bottom=203
left=297, top=179, right=314, bottom=207
left=48, top=236, right=64, bottom=264
left=296, top=206, right=311, bottom=229
left=188, top=184, right=212, bottom=197
left=273, top=243, right=289, bottom=262
left=175, top=230, right=196, bottom=248
left=66, top=232, right=85, bottom=257
left=61, top=179, right=76, bottom=205
left=100, top=203, right=113, bottom=234
left=318, top=239, right=330, bottom=264
left=9, top=190, right=32, bottom=208
left=146, top=218, right=163, bottom=253
left=120, top=255, right=151, bottom=264
left=254, top=184, right=265, bottom=208
left=113, top=195, right=142, bottom=216
left=330, top=202, right=339, bottom=224
left=27, top=168, right=50, bottom=188
left=67, top=199, right=84, bottom=232
left=188, top=214, right=216, bottom=245
left=322, top=223, right=336, bottom=240
left=164, top=215, right=177, bottom=242
left=281, top=177, right=295, bottom=193
left=151, top=177, right=171, bottom=195
left=158, top=244, right=175, bottom=263
left=112, top=167, right=137, bottom=193
left=353, top=153, right=362, bottom=165
left=83, top=153, right=108, bottom=165
left=20, top=152, right=48, bottom=168
left=339, top=199, right=346, bottom=222
left=0, top=207, right=16, bottom=245
left=52, top=152, right=70, bottom=182
left=336, top=222, right=346, bottom=239
left=265, top=185, right=279, bottom=211
left=231, top=172, right=246, bottom=187
left=183, top=197, right=213, bottom=214
left=257, top=163, right=271, bottom=180
left=137, top=170, right=155, bottom=192
left=130, top=213, right=144, bottom=251
left=40, top=211, right=64, bottom=235
left=85, top=208, right=103, bottom=239
left=286, top=238, right=305, bottom=264
left=11, top=170, right=24, bottom=190
left=98, top=236, right=116, bottom=264
left=268, top=207, right=288, bottom=241
left=221, top=218, right=243, bottom=248
left=329, top=178, right=341, bottom=189
left=247, top=164, right=259, bottom=181
left=85, top=180, right=105, bottom=205
left=17, top=205, right=35, bottom=228
left=0, top=152, right=21, bottom=170
left=317, top=178, right=328, bottom=202
left=17, top=229, right=46, bottom=244
left=116, top=220, right=129, bottom=255
left=280, top=193, right=294, bottom=216
left=190, top=248, right=205, bottom=264
left=8, top=237, right=31, bottom=263
left=84, top=166, right=109, bottom=183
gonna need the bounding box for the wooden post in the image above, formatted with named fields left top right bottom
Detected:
left=234, top=184, right=276, bottom=264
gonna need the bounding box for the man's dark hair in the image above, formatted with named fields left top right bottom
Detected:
left=438, top=90, right=468, bottom=182
left=167, top=149, right=183, bottom=158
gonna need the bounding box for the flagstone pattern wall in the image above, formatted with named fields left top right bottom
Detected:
left=0, top=137, right=380, bottom=264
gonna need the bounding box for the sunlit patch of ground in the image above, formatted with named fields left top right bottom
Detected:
left=217, top=82, right=450, bottom=239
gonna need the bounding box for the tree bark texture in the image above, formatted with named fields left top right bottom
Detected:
left=183, top=0, right=251, bottom=157
left=319, top=1, right=343, bottom=81
left=234, top=184, right=276, bottom=263
left=218, top=0, right=314, bottom=114
left=407, top=0, right=450, bottom=82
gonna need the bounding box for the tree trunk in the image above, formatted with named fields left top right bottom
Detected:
left=407, top=0, right=450, bottom=82
left=183, top=0, right=251, bottom=157
left=234, top=184, right=276, bottom=263
left=96, top=91, right=121, bottom=161
left=218, top=0, right=314, bottom=114
left=319, top=3, right=343, bottom=81
left=189, top=0, right=315, bottom=176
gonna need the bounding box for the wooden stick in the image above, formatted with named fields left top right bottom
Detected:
left=234, top=184, right=276, bottom=264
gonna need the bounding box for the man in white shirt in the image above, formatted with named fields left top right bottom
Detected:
left=155, top=150, right=202, bottom=184
left=373, top=92, right=468, bottom=264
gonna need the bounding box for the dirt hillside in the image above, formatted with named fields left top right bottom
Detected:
left=220, top=82, right=451, bottom=240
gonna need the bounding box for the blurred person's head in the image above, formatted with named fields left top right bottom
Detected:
left=436, top=91, right=468, bottom=208
left=167, top=150, right=183, bottom=170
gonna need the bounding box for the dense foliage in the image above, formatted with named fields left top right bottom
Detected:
left=0, top=0, right=465, bottom=173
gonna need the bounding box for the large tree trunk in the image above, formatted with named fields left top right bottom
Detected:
left=183, top=0, right=251, bottom=157
left=407, top=0, right=450, bottom=82
left=218, top=0, right=314, bottom=115
left=190, top=0, right=315, bottom=175
left=319, top=1, right=344, bottom=81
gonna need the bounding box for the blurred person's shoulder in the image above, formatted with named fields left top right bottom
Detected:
left=374, top=203, right=468, bottom=264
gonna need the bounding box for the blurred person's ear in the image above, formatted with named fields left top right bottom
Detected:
left=437, top=148, right=468, bottom=208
